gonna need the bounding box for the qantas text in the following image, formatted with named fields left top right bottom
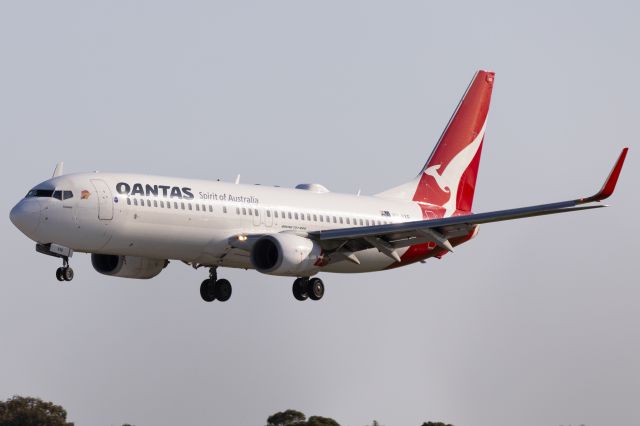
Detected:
left=116, top=182, right=194, bottom=199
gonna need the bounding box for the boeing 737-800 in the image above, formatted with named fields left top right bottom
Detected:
left=9, top=71, right=628, bottom=303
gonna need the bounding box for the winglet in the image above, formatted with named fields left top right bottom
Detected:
left=52, top=162, right=64, bottom=178
left=582, top=148, right=628, bottom=203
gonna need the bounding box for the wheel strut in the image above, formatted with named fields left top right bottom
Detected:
left=209, top=267, right=218, bottom=282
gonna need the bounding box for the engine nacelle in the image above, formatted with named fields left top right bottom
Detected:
left=91, top=254, right=167, bottom=279
left=250, top=233, right=322, bottom=276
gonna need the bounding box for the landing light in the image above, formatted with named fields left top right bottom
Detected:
left=238, top=235, right=248, bottom=241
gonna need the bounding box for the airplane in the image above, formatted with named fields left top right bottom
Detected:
left=9, top=70, right=628, bottom=303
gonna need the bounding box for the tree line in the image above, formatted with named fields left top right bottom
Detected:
left=0, top=396, right=453, bottom=426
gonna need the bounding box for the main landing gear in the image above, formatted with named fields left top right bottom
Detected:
left=200, top=267, right=232, bottom=302
left=292, top=277, right=325, bottom=301
left=55, top=257, right=74, bottom=282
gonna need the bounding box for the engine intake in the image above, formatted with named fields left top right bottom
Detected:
left=250, top=233, right=322, bottom=276
left=91, top=254, right=167, bottom=279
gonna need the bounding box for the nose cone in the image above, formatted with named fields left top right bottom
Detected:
left=10, top=199, right=42, bottom=237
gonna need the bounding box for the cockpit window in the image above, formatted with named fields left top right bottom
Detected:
left=26, top=189, right=74, bottom=200
left=26, top=189, right=54, bottom=198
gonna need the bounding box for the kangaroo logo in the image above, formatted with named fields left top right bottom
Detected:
left=423, top=122, right=486, bottom=217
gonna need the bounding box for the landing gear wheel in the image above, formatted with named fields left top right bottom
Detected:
left=215, top=279, right=232, bottom=302
left=56, top=267, right=64, bottom=282
left=62, top=267, right=74, bottom=282
left=200, top=279, right=216, bottom=302
left=308, top=277, right=324, bottom=301
left=292, top=278, right=309, bottom=301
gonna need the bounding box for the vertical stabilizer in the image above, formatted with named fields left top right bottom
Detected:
left=376, top=70, right=495, bottom=217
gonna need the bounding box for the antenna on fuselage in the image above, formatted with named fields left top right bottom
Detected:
left=235, top=174, right=241, bottom=184
left=52, top=162, right=64, bottom=178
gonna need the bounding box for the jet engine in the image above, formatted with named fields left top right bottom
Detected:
left=91, top=254, right=167, bottom=279
left=250, top=233, right=322, bottom=276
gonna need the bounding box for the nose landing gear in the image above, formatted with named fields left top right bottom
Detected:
left=55, top=257, right=74, bottom=282
left=200, top=267, right=232, bottom=302
left=36, top=244, right=75, bottom=282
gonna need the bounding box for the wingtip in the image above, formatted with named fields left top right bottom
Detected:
left=583, top=148, right=628, bottom=203
left=52, top=161, right=64, bottom=178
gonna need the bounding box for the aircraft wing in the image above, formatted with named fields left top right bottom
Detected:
left=307, top=148, right=628, bottom=261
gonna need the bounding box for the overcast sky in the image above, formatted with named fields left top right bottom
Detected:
left=1, top=1, right=639, bottom=425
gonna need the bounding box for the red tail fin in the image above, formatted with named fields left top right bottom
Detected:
left=413, top=70, right=495, bottom=215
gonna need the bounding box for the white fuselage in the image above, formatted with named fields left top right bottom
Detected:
left=15, top=172, right=435, bottom=274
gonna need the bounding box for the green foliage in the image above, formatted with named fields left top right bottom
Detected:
left=307, top=415, right=340, bottom=426
left=267, top=409, right=306, bottom=426
left=267, top=410, right=340, bottom=426
left=0, top=395, right=73, bottom=426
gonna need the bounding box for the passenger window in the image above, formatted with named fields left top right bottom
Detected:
left=345, top=218, right=349, bottom=224
left=306, top=213, right=311, bottom=221
left=266, top=210, right=271, bottom=217
left=326, top=215, right=330, bottom=222
left=188, top=204, right=192, bottom=211
left=242, top=208, right=247, bottom=215
left=127, top=198, right=131, bottom=205
left=223, top=206, right=227, bottom=214
left=154, top=200, right=158, bottom=208
left=53, top=191, right=62, bottom=200
left=366, top=219, right=370, bottom=226
left=340, top=217, right=344, bottom=224
left=63, top=191, right=73, bottom=200
left=174, top=202, right=178, bottom=209
left=333, top=216, right=337, bottom=223
left=196, top=204, right=200, bottom=211
left=319, top=215, right=323, bottom=222
left=248, top=209, right=252, bottom=216
left=160, top=201, right=164, bottom=208
left=359, top=219, right=363, bottom=226
left=146, top=200, right=151, bottom=207
left=313, top=214, right=317, bottom=221
left=236, top=207, right=240, bottom=215
left=134, top=199, right=138, bottom=206
left=209, top=205, right=213, bottom=213
left=254, top=209, right=258, bottom=216
left=181, top=202, right=185, bottom=210
left=294, top=213, right=299, bottom=220
left=274, top=211, right=278, bottom=218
